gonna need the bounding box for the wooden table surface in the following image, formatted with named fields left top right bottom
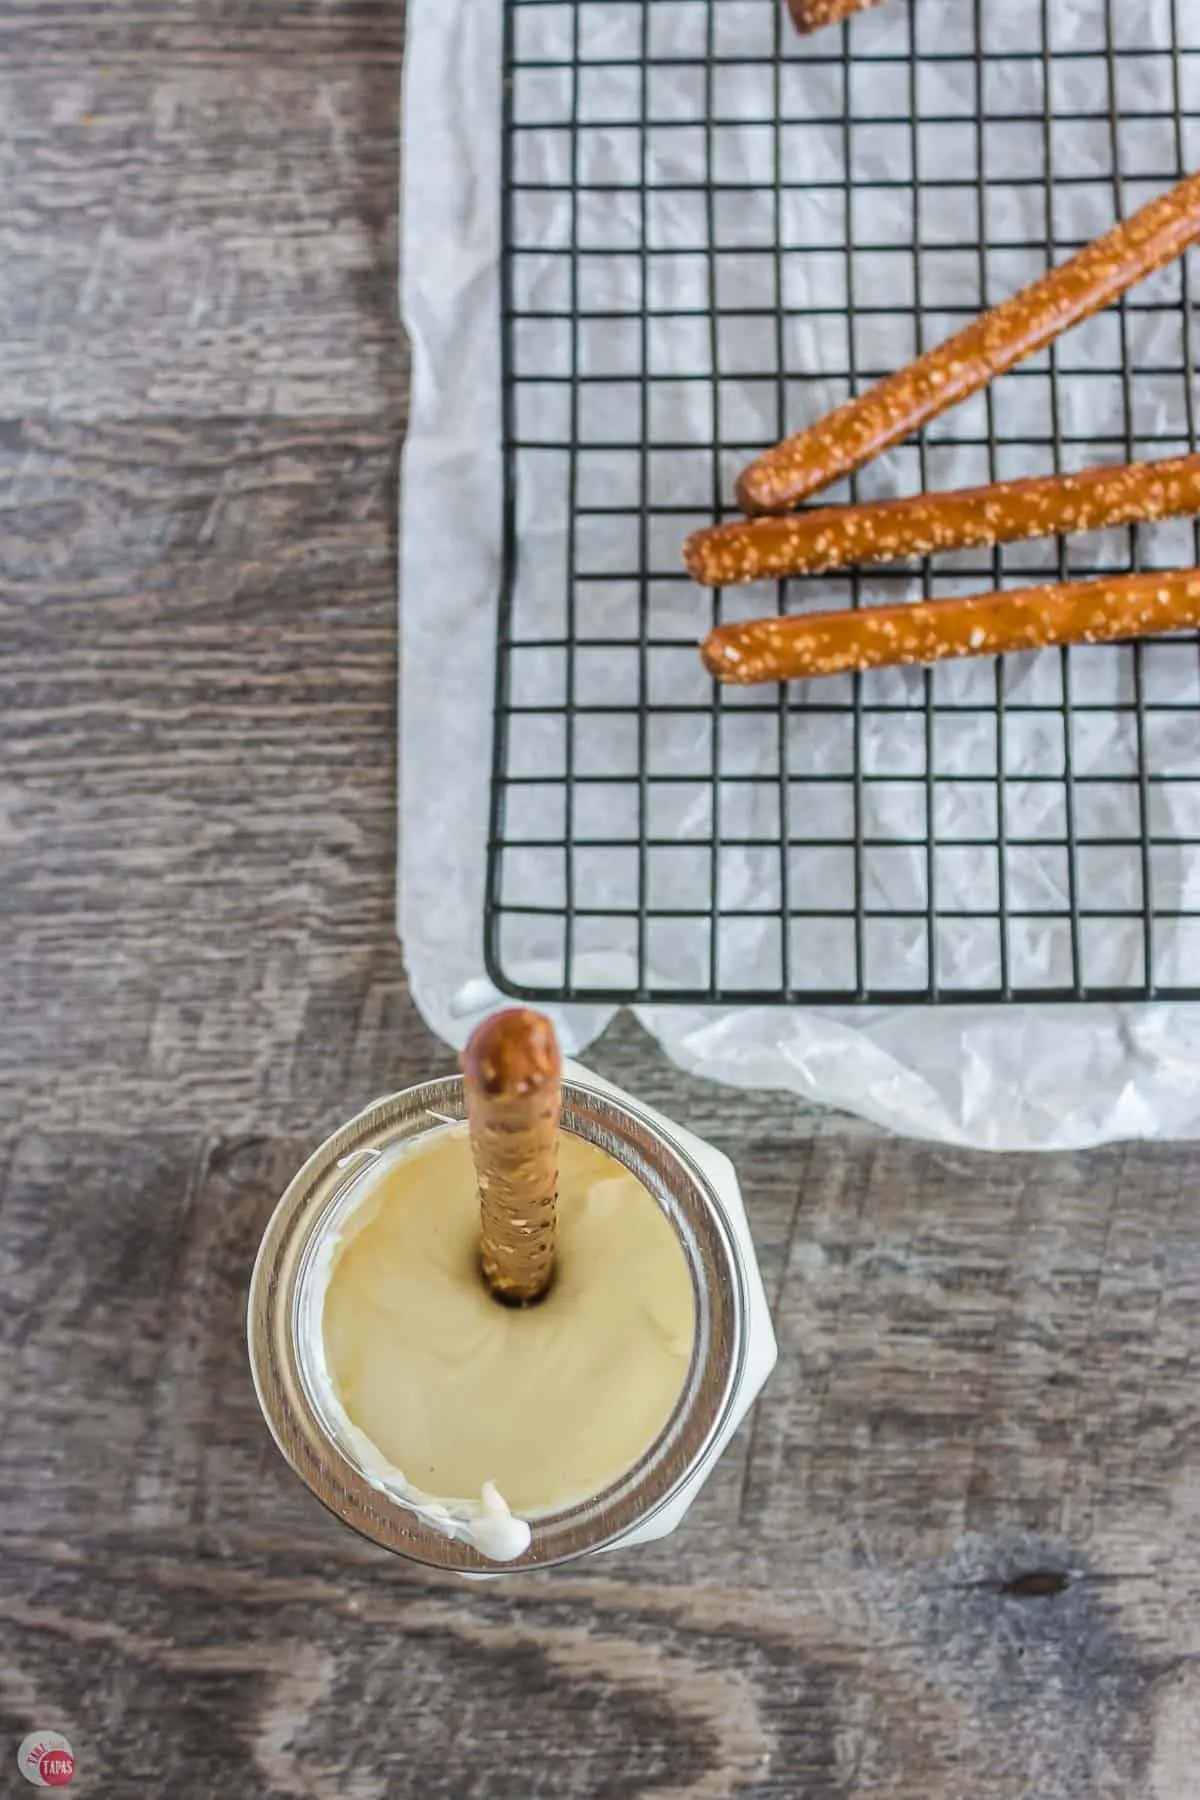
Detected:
left=3, top=4, right=1199, bottom=1795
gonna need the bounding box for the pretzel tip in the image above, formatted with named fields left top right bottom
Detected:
left=785, top=0, right=821, bottom=31
left=734, top=468, right=774, bottom=516
left=700, top=629, right=736, bottom=681
left=461, top=1008, right=561, bottom=1101
left=682, top=529, right=707, bottom=582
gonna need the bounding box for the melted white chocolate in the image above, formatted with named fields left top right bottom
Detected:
left=320, top=1127, right=695, bottom=1549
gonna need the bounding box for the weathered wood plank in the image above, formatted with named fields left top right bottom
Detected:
left=0, top=417, right=436, bottom=1138
left=1, top=0, right=402, bottom=63
left=0, top=62, right=405, bottom=417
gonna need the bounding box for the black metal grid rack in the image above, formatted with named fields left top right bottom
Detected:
left=486, top=0, right=1200, bottom=1006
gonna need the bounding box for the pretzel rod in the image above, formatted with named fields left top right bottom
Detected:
left=736, top=170, right=1200, bottom=516
left=686, top=454, right=1200, bottom=588
left=787, top=0, right=889, bottom=31
left=702, top=569, right=1200, bottom=685
left=462, top=1008, right=561, bottom=1306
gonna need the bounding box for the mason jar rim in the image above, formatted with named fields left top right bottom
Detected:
left=247, top=1073, right=747, bottom=1573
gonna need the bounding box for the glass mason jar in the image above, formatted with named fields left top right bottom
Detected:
left=248, top=1063, right=776, bottom=1574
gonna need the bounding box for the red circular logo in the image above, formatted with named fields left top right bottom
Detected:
left=39, top=1751, right=75, bottom=1788
left=17, top=1733, right=75, bottom=1788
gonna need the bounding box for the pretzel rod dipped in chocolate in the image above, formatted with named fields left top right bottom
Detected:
left=737, top=170, right=1200, bottom=516
left=787, top=0, right=889, bottom=31
left=702, top=569, right=1200, bottom=685
left=462, top=1008, right=562, bottom=1306
left=686, top=454, right=1200, bottom=587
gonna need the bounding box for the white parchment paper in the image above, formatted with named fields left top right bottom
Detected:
left=398, top=0, right=1200, bottom=1149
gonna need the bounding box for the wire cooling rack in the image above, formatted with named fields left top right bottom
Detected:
left=485, top=0, right=1200, bottom=1005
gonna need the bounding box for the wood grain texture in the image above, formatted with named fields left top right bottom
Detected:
left=1, top=6, right=401, bottom=63
left=2, top=4, right=1200, bottom=1797
left=0, top=64, right=405, bottom=417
